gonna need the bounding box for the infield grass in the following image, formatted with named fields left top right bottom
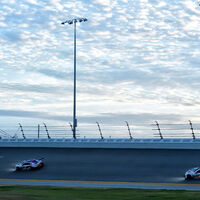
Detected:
left=0, top=186, right=200, bottom=200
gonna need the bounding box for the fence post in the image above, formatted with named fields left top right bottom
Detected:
left=155, top=121, right=163, bottom=139
left=38, top=124, right=40, bottom=139
left=43, top=123, right=51, bottom=139
left=69, top=122, right=73, bottom=131
left=19, top=123, right=26, bottom=139
left=96, top=122, right=104, bottom=139
left=125, top=121, right=132, bottom=139
left=189, top=120, right=195, bottom=139
left=69, top=122, right=73, bottom=138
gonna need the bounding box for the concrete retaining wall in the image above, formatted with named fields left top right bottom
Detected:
left=0, top=138, right=200, bottom=149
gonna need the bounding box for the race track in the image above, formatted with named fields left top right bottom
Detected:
left=0, top=147, right=200, bottom=184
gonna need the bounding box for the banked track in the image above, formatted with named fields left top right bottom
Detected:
left=0, top=147, right=200, bottom=189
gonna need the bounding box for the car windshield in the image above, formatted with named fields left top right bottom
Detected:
left=23, top=163, right=30, bottom=165
left=27, top=159, right=37, bottom=163
left=191, top=167, right=199, bottom=171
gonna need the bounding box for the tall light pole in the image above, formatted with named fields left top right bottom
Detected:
left=61, top=17, right=87, bottom=139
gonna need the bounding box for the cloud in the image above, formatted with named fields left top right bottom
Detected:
left=0, top=108, right=183, bottom=125
left=26, top=0, right=39, bottom=5
left=38, top=69, right=70, bottom=80
left=93, top=0, right=111, bottom=6
left=0, top=82, right=67, bottom=94
left=79, top=112, right=184, bottom=124
left=2, top=31, right=22, bottom=43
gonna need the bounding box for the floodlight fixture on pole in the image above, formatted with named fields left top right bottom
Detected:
left=61, top=17, right=88, bottom=139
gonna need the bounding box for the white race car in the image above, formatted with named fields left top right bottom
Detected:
left=16, top=158, right=44, bottom=171
left=185, top=167, right=200, bottom=180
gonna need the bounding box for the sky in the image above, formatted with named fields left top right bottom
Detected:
left=1, top=0, right=200, bottom=130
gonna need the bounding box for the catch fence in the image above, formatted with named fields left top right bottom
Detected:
left=1, top=121, right=200, bottom=140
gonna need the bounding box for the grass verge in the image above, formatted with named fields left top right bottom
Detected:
left=1, top=185, right=200, bottom=200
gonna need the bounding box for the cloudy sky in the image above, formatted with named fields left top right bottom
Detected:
left=0, top=0, right=200, bottom=127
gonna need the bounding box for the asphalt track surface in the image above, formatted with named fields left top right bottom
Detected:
left=1, top=147, right=200, bottom=186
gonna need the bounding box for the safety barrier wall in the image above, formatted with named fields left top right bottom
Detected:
left=0, top=138, right=200, bottom=149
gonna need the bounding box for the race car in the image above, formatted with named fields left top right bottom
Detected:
left=16, top=158, right=44, bottom=171
left=185, top=167, right=200, bottom=179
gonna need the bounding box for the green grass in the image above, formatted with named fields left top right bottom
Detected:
left=0, top=186, right=200, bottom=200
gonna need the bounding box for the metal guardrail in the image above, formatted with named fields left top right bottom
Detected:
left=0, top=121, right=200, bottom=140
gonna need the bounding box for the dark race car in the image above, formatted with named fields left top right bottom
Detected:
left=16, top=158, right=44, bottom=171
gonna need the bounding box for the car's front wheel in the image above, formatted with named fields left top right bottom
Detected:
left=16, top=167, right=20, bottom=171
left=186, top=174, right=192, bottom=180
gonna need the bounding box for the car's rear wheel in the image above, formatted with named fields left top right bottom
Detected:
left=186, top=175, right=192, bottom=180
